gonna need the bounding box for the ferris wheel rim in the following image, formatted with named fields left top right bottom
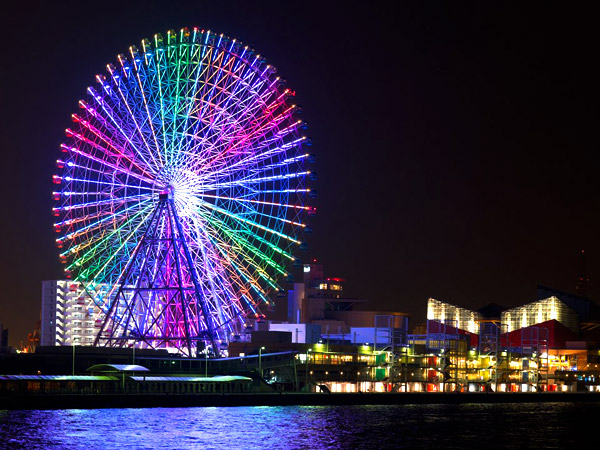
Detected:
left=53, top=27, right=313, bottom=354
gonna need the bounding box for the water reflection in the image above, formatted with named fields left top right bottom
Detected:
left=1, top=403, right=597, bottom=449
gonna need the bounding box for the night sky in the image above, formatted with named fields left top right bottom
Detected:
left=1, top=1, right=598, bottom=346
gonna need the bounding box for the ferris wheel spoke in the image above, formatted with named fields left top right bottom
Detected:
left=188, top=216, right=271, bottom=293
left=198, top=200, right=301, bottom=245
left=198, top=193, right=311, bottom=212
left=194, top=92, right=289, bottom=173
left=184, top=245, right=229, bottom=335
left=87, top=86, right=158, bottom=173
left=190, top=222, right=274, bottom=309
left=55, top=210, right=117, bottom=229
left=202, top=170, right=310, bottom=190
left=57, top=197, right=152, bottom=254
left=72, top=104, right=155, bottom=179
left=53, top=193, right=152, bottom=216
left=202, top=129, right=305, bottom=183
left=220, top=150, right=311, bottom=185
left=200, top=193, right=306, bottom=232
left=189, top=76, right=271, bottom=154
left=194, top=55, right=282, bottom=147
left=129, top=47, right=164, bottom=165
left=101, top=67, right=162, bottom=170
left=186, top=51, right=255, bottom=156
left=147, top=35, right=169, bottom=165
left=254, top=188, right=310, bottom=195
left=192, top=208, right=291, bottom=284
left=224, top=235, right=287, bottom=286
left=246, top=209, right=306, bottom=232
left=257, top=151, right=311, bottom=173
left=60, top=161, right=143, bottom=186
left=202, top=220, right=287, bottom=284
left=194, top=69, right=260, bottom=138
left=60, top=197, right=153, bottom=243
left=60, top=145, right=154, bottom=185
left=172, top=34, right=209, bottom=165
left=211, top=85, right=289, bottom=148
left=175, top=35, right=235, bottom=157
left=166, top=30, right=186, bottom=166
left=195, top=36, right=228, bottom=112
left=54, top=191, right=113, bottom=199
left=65, top=203, right=153, bottom=275
left=214, top=87, right=289, bottom=144
left=80, top=220, right=156, bottom=310
left=201, top=257, right=258, bottom=312
left=115, top=245, right=159, bottom=337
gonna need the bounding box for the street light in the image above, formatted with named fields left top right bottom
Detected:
left=305, top=348, right=312, bottom=390
left=259, top=346, right=266, bottom=377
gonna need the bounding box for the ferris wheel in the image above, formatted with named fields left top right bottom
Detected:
left=52, top=27, right=314, bottom=356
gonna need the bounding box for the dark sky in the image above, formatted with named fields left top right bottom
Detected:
left=1, top=1, right=598, bottom=345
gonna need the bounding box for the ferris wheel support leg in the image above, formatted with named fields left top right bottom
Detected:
left=166, top=199, right=194, bottom=357
left=170, top=198, right=222, bottom=357
left=93, top=198, right=165, bottom=348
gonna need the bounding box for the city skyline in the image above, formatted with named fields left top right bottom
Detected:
left=1, top=1, right=598, bottom=345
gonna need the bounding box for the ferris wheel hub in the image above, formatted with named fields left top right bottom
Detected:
left=158, top=190, right=172, bottom=200
left=155, top=165, right=189, bottom=199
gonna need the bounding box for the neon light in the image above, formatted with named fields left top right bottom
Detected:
left=54, top=27, right=312, bottom=356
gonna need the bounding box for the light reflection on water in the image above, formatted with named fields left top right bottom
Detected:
left=1, top=403, right=597, bottom=449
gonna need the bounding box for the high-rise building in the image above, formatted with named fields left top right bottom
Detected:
left=41, top=280, right=104, bottom=347
left=0, top=322, right=8, bottom=353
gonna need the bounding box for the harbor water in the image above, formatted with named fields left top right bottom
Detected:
left=1, top=402, right=597, bottom=449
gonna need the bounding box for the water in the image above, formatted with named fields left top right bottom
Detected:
left=1, top=403, right=597, bottom=449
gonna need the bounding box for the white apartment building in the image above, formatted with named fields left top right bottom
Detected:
left=41, top=280, right=105, bottom=346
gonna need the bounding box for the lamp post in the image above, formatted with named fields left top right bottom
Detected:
left=259, top=346, right=266, bottom=377
left=305, top=348, right=312, bottom=390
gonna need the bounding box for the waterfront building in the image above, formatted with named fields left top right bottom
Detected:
left=419, top=294, right=600, bottom=393
left=502, top=297, right=579, bottom=334
left=41, top=280, right=104, bottom=347
left=427, top=297, right=482, bottom=334
left=32, top=273, right=600, bottom=395
left=244, top=293, right=600, bottom=394
left=282, top=262, right=409, bottom=349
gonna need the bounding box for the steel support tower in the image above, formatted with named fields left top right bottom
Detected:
left=95, top=191, right=221, bottom=356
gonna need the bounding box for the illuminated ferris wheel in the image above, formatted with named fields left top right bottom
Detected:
left=52, top=27, right=314, bottom=356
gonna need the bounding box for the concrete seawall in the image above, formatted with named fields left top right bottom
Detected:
left=2, top=392, right=600, bottom=410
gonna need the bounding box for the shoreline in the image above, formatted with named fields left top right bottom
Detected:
left=2, top=392, right=600, bottom=410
